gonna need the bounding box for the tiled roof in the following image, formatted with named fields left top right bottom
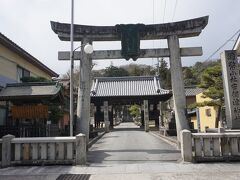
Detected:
left=0, top=75, right=17, bottom=87
left=90, top=76, right=171, bottom=97
left=0, top=32, right=58, bottom=77
left=0, top=82, right=62, bottom=101
left=185, top=87, right=203, bottom=96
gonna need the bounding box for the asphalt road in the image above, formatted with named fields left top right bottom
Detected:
left=88, top=122, right=181, bottom=164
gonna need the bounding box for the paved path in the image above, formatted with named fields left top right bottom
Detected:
left=88, top=122, right=180, bottom=164
left=1, top=162, right=240, bottom=180
left=1, top=122, right=240, bottom=179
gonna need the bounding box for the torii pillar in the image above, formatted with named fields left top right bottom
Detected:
left=168, top=35, right=189, bottom=143
left=76, top=38, right=92, bottom=143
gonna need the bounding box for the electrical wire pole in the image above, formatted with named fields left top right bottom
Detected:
left=69, top=0, right=74, bottom=136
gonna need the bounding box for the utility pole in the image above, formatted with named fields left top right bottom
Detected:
left=69, top=0, right=74, bottom=136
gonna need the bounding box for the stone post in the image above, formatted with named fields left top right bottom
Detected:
left=140, top=108, right=144, bottom=128
left=76, top=38, right=91, bottom=143
left=2, top=134, right=15, bottom=168
left=221, top=50, right=240, bottom=129
left=158, top=101, right=163, bottom=127
left=181, top=130, right=192, bottom=162
left=109, top=105, right=113, bottom=128
left=75, top=133, right=86, bottom=165
left=104, top=101, right=110, bottom=133
left=113, top=107, right=116, bottom=126
left=196, top=108, right=201, bottom=132
left=168, top=35, right=190, bottom=142
left=144, top=100, right=149, bottom=132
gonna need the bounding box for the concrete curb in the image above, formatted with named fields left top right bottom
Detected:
left=88, top=132, right=106, bottom=149
left=149, top=131, right=178, bottom=149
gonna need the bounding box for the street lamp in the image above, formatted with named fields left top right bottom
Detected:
left=84, top=43, right=94, bottom=54
left=73, top=43, right=93, bottom=55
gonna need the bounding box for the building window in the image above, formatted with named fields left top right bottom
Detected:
left=17, top=66, right=30, bottom=82
left=205, top=108, right=211, bottom=117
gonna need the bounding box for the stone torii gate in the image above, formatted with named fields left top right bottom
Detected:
left=51, top=16, right=208, bottom=144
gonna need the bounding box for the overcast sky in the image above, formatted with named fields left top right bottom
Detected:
left=0, top=0, right=239, bottom=76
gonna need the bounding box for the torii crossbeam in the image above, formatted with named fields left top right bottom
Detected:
left=51, top=16, right=208, bottom=41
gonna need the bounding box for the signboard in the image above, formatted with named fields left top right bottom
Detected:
left=12, top=105, right=48, bottom=119
left=221, top=50, right=240, bottom=129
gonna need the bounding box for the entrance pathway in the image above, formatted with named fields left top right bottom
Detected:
left=1, top=123, right=240, bottom=179
left=87, top=122, right=180, bottom=164
left=1, top=162, right=240, bottom=180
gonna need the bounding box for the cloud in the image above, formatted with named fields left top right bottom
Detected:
left=0, top=0, right=239, bottom=75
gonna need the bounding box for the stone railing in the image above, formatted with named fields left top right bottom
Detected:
left=1, top=134, right=86, bottom=168
left=181, top=130, right=240, bottom=162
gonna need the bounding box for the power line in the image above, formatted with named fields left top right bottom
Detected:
left=152, top=0, right=155, bottom=66
left=206, top=29, right=240, bottom=61
left=163, top=0, right=167, bottom=23
left=152, top=0, right=155, bottom=24
left=172, top=0, right=178, bottom=21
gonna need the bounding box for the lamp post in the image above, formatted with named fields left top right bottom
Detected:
left=70, top=0, right=74, bottom=136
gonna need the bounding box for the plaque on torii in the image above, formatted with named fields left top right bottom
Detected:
left=51, top=16, right=208, bottom=143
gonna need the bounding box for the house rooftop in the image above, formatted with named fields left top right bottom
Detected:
left=0, top=32, right=58, bottom=77
left=0, top=82, right=63, bottom=101
left=185, top=86, right=203, bottom=96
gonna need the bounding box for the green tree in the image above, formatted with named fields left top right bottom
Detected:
left=191, top=60, right=220, bottom=85
left=183, top=67, right=197, bottom=86
left=158, top=58, right=171, bottom=89
left=21, top=76, right=50, bottom=82
left=103, top=65, right=129, bottom=77
left=124, top=63, right=144, bottom=76
left=198, top=63, right=224, bottom=127
left=129, top=104, right=140, bottom=118
left=92, top=69, right=104, bottom=77
left=121, top=63, right=155, bottom=76
left=48, top=104, right=64, bottom=124
left=142, top=65, right=155, bottom=76
left=129, top=104, right=141, bottom=125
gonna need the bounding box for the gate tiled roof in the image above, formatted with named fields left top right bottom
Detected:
left=90, top=76, right=171, bottom=97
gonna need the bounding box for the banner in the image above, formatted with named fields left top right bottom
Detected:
left=12, top=105, right=48, bottom=119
